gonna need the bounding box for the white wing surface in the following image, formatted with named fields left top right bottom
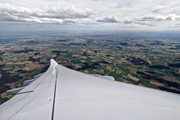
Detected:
left=0, top=59, right=180, bottom=120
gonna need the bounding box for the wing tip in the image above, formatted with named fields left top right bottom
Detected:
left=50, top=59, right=58, bottom=67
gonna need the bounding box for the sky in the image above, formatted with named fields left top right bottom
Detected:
left=0, top=0, right=180, bottom=32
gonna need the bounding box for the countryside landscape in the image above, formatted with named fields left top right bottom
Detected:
left=0, top=31, right=180, bottom=104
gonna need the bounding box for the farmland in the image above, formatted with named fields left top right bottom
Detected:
left=0, top=31, right=180, bottom=104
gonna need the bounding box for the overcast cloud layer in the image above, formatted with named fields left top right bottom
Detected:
left=0, top=0, right=180, bottom=31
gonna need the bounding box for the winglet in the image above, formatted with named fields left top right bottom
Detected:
left=50, top=59, right=58, bottom=67
left=50, top=59, right=58, bottom=75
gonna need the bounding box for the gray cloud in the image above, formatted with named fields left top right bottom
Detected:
left=97, top=16, right=118, bottom=23
left=137, top=14, right=180, bottom=21
left=122, top=20, right=155, bottom=26
left=96, top=16, right=155, bottom=27
left=123, top=20, right=133, bottom=24
left=135, top=22, right=155, bottom=26
left=0, top=3, right=97, bottom=24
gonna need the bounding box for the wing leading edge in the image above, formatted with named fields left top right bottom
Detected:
left=0, top=59, right=180, bottom=120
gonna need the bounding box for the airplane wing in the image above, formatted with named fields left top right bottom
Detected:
left=0, top=59, right=180, bottom=120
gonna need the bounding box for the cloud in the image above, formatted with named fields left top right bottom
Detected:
left=122, top=20, right=155, bottom=26
left=0, top=3, right=97, bottom=24
left=123, top=20, right=133, bottom=24
left=97, top=16, right=118, bottom=23
left=96, top=16, right=155, bottom=27
left=134, top=22, right=155, bottom=26
left=1, top=0, right=180, bottom=31
left=137, top=14, right=180, bottom=21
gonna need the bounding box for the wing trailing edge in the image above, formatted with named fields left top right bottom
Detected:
left=6, top=87, right=25, bottom=95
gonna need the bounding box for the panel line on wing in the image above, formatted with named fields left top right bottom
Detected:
left=51, top=67, right=58, bottom=120
left=47, top=75, right=53, bottom=89
left=17, top=91, right=33, bottom=95
left=8, top=97, right=35, bottom=120
left=32, top=72, right=49, bottom=91
left=78, top=96, right=101, bottom=120
left=66, top=81, right=101, bottom=120
left=17, top=72, right=49, bottom=95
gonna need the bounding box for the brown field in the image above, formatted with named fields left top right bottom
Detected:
left=13, top=53, right=27, bottom=56
left=72, top=64, right=81, bottom=69
left=106, top=65, right=111, bottom=71
left=14, top=61, right=32, bottom=65
left=12, top=67, right=21, bottom=72
left=136, top=55, right=141, bottom=58
left=1, top=92, right=13, bottom=99
left=147, top=60, right=151, bottom=64
left=0, top=46, right=4, bottom=50
left=5, top=83, right=15, bottom=89
left=91, top=60, right=98, bottom=62
left=23, top=63, right=42, bottom=71
left=60, top=53, right=67, bottom=56
left=129, top=75, right=140, bottom=82
left=6, top=62, right=13, bottom=65
left=119, top=58, right=128, bottom=63
left=122, top=79, right=133, bottom=84
left=163, top=75, right=176, bottom=82
left=83, top=70, right=89, bottom=73
left=72, top=55, right=79, bottom=57
left=79, top=56, right=87, bottom=59
left=1, top=83, right=16, bottom=99
left=74, top=38, right=86, bottom=43
left=154, top=71, right=166, bottom=75
left=138, top=83, right=145, bottom=87
left=57, top=61, right=63, bottom=63
left=167, top=50, right=177, bottom=53
left=93, top=69, right=99, bottom=72
left=87, top=50, right=91, bottom=54
left=156, top=59, right=164, bottom=63
left=126, top=67, right=137, bottom=71
left=61, top=63, right=69, bottom=66
left=2, top=68, right=12, bottom=71
left=99, top=69, right=104, bottom=74
left=116, top=69, right=122, bottom=74
left=19, top=73, right=28, bottom=76
left=33, top=55, right=42, bottom=59
left=80, top=60, right=86, bottom=63
left=169, top=87, right=180, bottom=91
left=150, top=81, right=165, bottom=86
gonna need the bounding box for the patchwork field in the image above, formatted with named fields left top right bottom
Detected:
left=0, top=32, right=180, bottom=104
